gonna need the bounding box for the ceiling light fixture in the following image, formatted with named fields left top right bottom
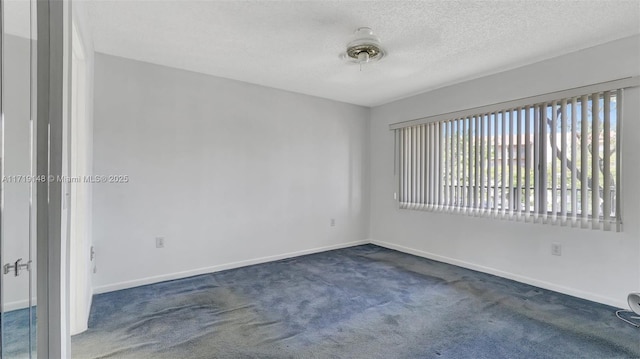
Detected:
left=342, top=27, right=386, bottom=71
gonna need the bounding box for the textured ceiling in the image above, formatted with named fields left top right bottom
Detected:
left=81, top=1, right=639, bottom=107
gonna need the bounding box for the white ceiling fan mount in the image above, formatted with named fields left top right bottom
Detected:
left=342, top=27, right=386, bottom=69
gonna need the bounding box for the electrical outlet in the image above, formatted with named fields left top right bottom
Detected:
left=91, top=246, right=97, bottom=273
left=551, top=243, right=562, bottom=256
left=330, top=218, right=336, bottom=227
left=156, top=237, right=165, bottom=249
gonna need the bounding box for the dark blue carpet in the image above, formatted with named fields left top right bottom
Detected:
left=10, top=244, right=640, bottom=358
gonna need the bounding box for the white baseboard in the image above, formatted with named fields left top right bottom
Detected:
left=4, top=298, right=36, bottom=312
left=93, top=238, right=625, bottom=309
left=93, top=240, right=369, bottom=294
left=370, top=239, right=627, bottom=309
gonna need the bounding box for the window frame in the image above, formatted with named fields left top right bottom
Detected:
left=390, top=77, right=639, bottom=231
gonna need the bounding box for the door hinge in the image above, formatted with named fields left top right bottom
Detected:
left=3, top=258, right=31, bottom=277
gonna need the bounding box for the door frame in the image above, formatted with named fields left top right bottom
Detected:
left=0, top=0, right=5, bottom=353
left=36, top=0, right=68, bottom=357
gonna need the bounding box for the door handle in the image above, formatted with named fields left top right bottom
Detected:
left=3, top=258, right=31, bottom=277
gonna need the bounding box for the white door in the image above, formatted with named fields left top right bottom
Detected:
left=0, top=0, right=37, bottom=357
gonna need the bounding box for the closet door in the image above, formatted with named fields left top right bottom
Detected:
left=0, top=0, right=38, bottom=358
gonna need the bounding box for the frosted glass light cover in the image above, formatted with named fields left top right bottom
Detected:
left=348, top=27, right=382, bottom=48
left=342, top=27, right=386, bottom=64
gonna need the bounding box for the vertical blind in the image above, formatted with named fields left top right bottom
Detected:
left=395, top=89, right=624, bottom=231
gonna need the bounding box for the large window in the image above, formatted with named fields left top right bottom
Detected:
left=391, top=81, right=636, bottom=231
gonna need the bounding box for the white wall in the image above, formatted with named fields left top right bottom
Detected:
left=370, top=35, right=640, bottom=309
left=92, top=54, right=370, bottom=292
left=69, top=2, right=95, bottom=335
left=2, top=34, right=34, bottom=311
